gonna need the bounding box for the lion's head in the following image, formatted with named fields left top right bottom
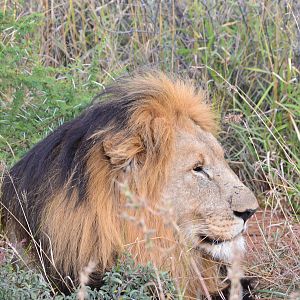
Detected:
left=163, top=125, right=258, bottom=263
left=1, top=71, right=258, bottom=297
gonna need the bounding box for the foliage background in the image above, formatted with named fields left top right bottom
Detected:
left=0, top=0, right=299, bottom=299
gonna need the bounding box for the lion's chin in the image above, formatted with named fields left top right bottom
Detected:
left=198, top=235, right=245, bottom=263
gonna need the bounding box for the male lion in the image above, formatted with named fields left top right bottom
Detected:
left=1, top=71, right=258, bottom=298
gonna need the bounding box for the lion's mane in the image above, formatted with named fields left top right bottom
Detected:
left=1, top=71, right=222, bottom=296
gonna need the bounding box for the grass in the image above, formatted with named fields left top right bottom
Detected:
left=0, top=0, right=299, bottom=299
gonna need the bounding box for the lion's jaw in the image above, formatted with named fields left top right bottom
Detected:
left=161, top=123, right=258, bottom=263
left=197, top=234, right=246, bottom=263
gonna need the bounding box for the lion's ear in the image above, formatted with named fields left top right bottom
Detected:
left=103, top=134, right=145, bottom=170
left=103, top=117, right=171, bottom=170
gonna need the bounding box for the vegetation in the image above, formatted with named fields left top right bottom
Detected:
left=0, top=250, right=176, bottom=299
left=0, top=0, right=299, bottom=299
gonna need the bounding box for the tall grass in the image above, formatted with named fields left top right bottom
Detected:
left=1, top=0, right=299, bottom=298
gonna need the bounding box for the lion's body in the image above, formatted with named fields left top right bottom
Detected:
left=1, top=71, right=258, bottom=297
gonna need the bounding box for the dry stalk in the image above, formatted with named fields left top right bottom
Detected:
left=228, top=247, right=243, bottom=300
left=77, top=260, right=97, bottom=300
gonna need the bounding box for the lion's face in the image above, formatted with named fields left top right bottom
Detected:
left=162, top=122, right=259, bottom=263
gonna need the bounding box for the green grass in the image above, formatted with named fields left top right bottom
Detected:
left=0, top=0, right=299, bottom=298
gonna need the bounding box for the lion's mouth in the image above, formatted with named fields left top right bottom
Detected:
left=198, top=235, right=225, bottom=245
left=198, top=232, right=243, bottom=246
left=196, top=234, right=246, bottom=263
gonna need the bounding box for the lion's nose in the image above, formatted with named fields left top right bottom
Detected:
left=233, top=209, right=257, bottom=222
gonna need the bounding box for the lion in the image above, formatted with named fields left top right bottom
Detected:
left=1, top=71, right=258, bottom=298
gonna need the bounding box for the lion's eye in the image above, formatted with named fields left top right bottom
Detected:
left=193, top=164, right=210, bottom=178
left=193, top=165, right=204, bottom=172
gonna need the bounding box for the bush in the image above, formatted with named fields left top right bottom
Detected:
left=0, top=251, right=177, bottom=300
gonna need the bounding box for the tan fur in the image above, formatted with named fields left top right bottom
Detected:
left=40, top=72, right=258, bottom=297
